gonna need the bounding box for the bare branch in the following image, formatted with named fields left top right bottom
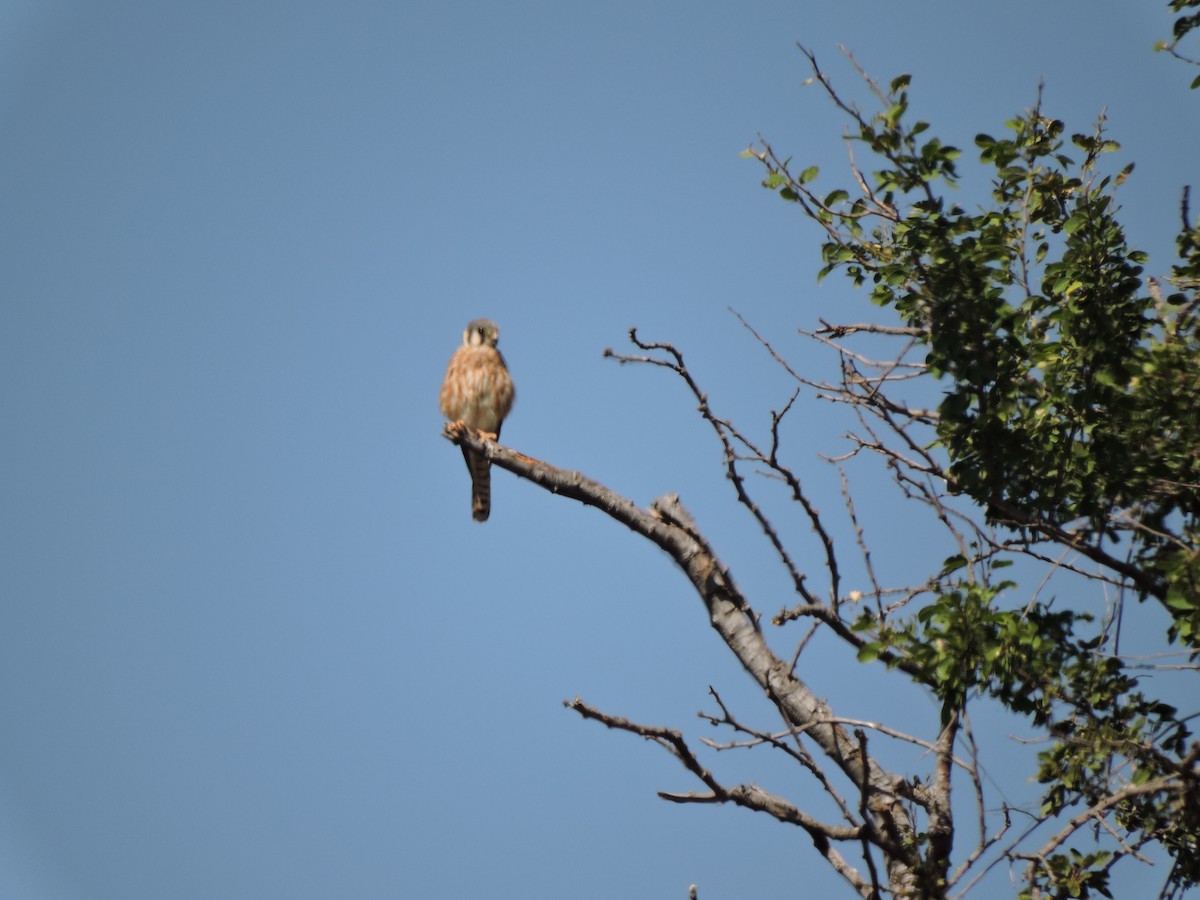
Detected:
left=608, top=331, right=820, bottom=609
left=702, top=686, right=859, bottom=825
left=840, top=466, right=884, bottom=617
left=564, top=697, right=878, bottom=897
left=817, top=320, right=924, bottom=338
left=854, top=728, right=885, bottom=895
left=445, top=421, right=925, bottom=890
left=1019, top=776, right=1188, bottom=881
left=732, top=311, right=844, bottom=602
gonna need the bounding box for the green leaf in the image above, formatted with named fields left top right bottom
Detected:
left=1164, top=586, right=1197, bottom=611
left=857, top=642, right=883, bottom=663
left=940, top=554, right=968, bottom=574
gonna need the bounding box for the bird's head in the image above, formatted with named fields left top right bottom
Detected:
left=463, top=318, right=501, bottom=348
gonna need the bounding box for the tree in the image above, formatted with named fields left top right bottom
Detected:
left=1157, top=0, right=1200, bottom=83
left=444, top=14, right=1199, bottom=899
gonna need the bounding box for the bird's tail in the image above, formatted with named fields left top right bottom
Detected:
left=463, top=446, right=492, bottom=522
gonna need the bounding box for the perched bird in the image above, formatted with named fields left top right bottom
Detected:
left=439, top=319, right=516, bottom=522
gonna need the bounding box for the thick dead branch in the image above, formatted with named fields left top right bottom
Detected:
left=443, top=420, right=925, bottom=892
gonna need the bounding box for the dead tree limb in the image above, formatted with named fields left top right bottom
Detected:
left=442, top=420, right=933, bottom=894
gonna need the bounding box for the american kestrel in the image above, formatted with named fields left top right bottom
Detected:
left=439, top=318, right=516, bottom=522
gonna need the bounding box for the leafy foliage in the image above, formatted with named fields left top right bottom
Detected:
left=747, top=34, right=1200, bottom=898
left=1157, top=0, right=1200, bottom=86
left=756, top=70, right=1200, bottom=645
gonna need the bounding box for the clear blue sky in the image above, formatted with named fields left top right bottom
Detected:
left=2, top=3, right=1196, bottom=898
